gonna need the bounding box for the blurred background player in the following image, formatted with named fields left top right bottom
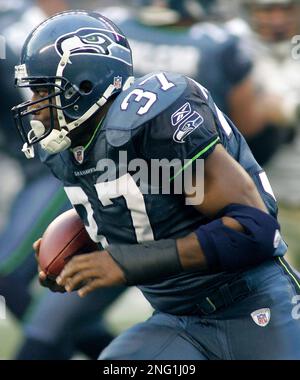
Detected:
left=0, top=0, right=131, bottom=360
left=228, top=0, right=300, bottom=266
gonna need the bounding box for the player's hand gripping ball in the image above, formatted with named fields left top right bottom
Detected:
left=38, top=209, right=98, bottom=279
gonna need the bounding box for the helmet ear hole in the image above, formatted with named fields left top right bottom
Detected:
left=79, top=80, right=93, bottom=94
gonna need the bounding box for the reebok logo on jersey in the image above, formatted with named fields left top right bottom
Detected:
left=251, top=308, right=271, bottom=327
left=171, top=103, right=192, bottom=125
left=171, top=102, right=204, bottom=144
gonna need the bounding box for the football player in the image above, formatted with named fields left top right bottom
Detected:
left=6, top=0, right=239, bottom=359
left=12, top=10, right=300, bottom=359
left=10, top=1, right=295, bottom=359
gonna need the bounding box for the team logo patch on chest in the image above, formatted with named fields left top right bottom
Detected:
left=171, top=102, right=204, bottom=143
left=73, top=146, right=85, bottom=164
left=251, top=308, right=271, bottom=327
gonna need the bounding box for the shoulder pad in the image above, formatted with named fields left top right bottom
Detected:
left=105, top=72, right=188, bottom=147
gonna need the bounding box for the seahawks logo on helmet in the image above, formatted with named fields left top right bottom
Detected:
left=55, top=28, right=132, bottom=66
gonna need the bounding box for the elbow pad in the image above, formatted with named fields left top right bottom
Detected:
left=195, top=204, right=282, bottom=273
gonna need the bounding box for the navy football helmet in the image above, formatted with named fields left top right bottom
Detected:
left=12, top=10, right=133, bottom=157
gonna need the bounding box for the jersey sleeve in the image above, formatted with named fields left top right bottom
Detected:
left=141, top=79, right=220, bottom=162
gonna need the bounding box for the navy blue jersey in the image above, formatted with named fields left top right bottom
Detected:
left=103, top=7, right=253, bottom=115
left=40, top=72, right=286, bottom=315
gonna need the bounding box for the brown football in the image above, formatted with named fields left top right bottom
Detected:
left=38, top=209, right=98, bottom=278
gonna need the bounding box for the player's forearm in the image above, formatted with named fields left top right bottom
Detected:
left=107, top=205, right=281, bottom=285
left=176, top=233, right=206, bottom=270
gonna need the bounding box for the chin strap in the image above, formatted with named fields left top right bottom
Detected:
left=22, top=143, right=35, bottom=159
left=24, top=120, right=72, bottom=156
left=40, top=129, right=71, bottom=154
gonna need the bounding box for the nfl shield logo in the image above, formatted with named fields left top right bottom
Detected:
left=113, top=76, right=123, bottom=90
left=251, top=308, right=271, bottom=327
left=73, top=146, right=85, bottom=164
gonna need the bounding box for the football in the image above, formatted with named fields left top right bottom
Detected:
left=38, top=209, right=98, bottom=278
